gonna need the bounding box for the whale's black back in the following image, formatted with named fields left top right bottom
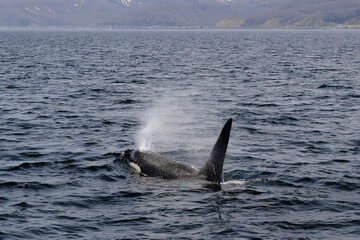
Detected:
left=131, top=150, right=197, bottom=179
left=125, top=118, right=232, bottom=183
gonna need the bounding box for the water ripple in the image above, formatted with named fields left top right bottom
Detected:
left=0, top=29, right=359, bottom=240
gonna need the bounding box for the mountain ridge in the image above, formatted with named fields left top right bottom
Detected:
left=0, top=0, right=359, bottom=28
left=216, top=0, right=360, bottom=28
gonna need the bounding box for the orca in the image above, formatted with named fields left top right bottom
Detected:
left=117, top=118, right=232, bottom=183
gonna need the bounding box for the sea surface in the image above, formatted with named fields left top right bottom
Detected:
left=0, top=29, right=359, bottom=239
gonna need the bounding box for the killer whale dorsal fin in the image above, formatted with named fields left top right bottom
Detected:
left=199, top=118, right=232, bottom=183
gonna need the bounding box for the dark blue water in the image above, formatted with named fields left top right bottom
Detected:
left=1, top=29, right=360, bottom=239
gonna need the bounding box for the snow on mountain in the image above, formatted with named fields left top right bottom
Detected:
left=0, top=0, right=238, bottom=27
left=0, top=0, right=359, bottom=28
left=121, top=0, right=132, bottom=6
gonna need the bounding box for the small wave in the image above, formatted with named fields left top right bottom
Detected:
left=265, top=219, right=358, bottom=231
left=319, top=159, right=348, bottom=165
left=0, top=181, right=18, bottom=188
left=294, top=177, right=317, bottom=184
left=222, top=180, right=246, bottom=186
left=332, top=159, right=351, bottom=163
left=222, top=178, right=270, bottom=187
left=53, top=200, right=91, bottom=209
left=0, top=181, right=56, bottom=190
left=84, top=141, right=99, bottom=145
left=349, top=147, right=360, bottom=153
left=344, top=93, right=360, bottom=99
left=4, top=161, right=51, bottom=171
left=240, top=126, right=262, bottom=134
left=323, top=180, right=358, bottom=191
left=0, top=196, right=8, bottom=202
left=52, top=191, right=152, bottom=208
left=102, top=216, right=152, bottom=225
left=79, top=164, right=113, bottom=172
left=65, top=115, right=80, bottom=119
left=12, top=201, right=34, bottom=209
left=5, top=84, right=21, bottom=89
left=17, top=123, right=36, bottom=130
left=116, top=99, right=137, bottom=104
left=318, top=83, right=353, bottom=89
left=131, top=80, right=147, bottom=84
left=268, top=115, right=299, bottom=126
left=98, top=174, right=126, bottom=182
left=242, top=102, right=279, bottom=107
left=1, top=159, right=76, bottom=172
left=90, top=88, right=105, bottom=92
left=270, top=179, right=300, bottom=188
left=111, top=80, right=126, bottom=84
left=350, top=139, right=360, bottom=146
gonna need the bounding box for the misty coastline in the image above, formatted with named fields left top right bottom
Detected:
left=1, top=0, right=360, bottom=30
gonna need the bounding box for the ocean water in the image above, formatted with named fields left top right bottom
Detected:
left=0, top=29, right=359, bottom=239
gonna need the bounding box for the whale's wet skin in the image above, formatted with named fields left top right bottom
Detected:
left=1, top=30, right=360, bottom=239
left=119, top=149, right=198, bottom=178
left=118, top=118, right=232, bottom=183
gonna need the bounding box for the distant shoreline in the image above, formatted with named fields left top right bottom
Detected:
left=1, top=26, right=360, bottom=31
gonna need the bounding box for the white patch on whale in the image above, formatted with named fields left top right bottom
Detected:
left=129, top=162, right=141, bottom=174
